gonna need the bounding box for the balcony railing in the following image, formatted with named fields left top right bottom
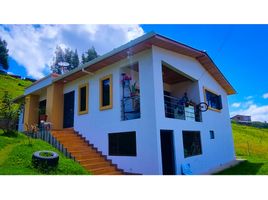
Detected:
left=121, top=95, right=140, bottom=121
left=164, top=95, right=202, bottom=122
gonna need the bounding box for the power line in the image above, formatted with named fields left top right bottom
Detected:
left=214, top=26, right=233, bottom=60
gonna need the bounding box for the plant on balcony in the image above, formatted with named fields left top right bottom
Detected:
left=121, top=73, right=132, bottom=87
left=130, top=81, right=139, bottom=97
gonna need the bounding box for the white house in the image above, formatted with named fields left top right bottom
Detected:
left=18, top=32, right=236, bottom=175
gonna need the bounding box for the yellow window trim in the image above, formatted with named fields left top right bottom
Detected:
left=99, top=74, right=113, bottom=110
left=78, top=83, right=89, bottom=115
left=203, top=86, right=221, bottom=112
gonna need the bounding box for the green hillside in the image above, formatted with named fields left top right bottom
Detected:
left=0, top=131, right=89, bottom=175
left=0, top=74, right=32, bottom=99
left=218, top=122, right=268, bottom=175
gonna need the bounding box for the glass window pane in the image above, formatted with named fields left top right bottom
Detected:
left=102, top=78, right=110, bottom=106
left=206, top=90, right=222, bottom=110
left=108, top=132, right=137, bottom=156
left=80, top=86, right=87, bottom=111
left=182, top=131, right=202, bottom=158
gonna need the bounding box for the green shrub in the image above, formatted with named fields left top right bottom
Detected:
left=2, top=130, right=18, bottom=138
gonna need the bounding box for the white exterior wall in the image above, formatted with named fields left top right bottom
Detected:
left=152, top=46, right=235, bottom=174
left=63, top=50, right=161, bottom=174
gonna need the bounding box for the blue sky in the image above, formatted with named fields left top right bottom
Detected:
left=1, top=24, right=268, bottom=121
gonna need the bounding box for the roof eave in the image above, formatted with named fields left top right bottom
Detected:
left=51, top=31, right=236, bottom=95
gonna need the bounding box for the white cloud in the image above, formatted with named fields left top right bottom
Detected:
left=231, top=103, right=268, bottom=122
left=230, top=98, right=268, bottom=122
left=0, top=25, right=144, bottom=79
left=231, top=102, right=241, bottom=108
left=243, top=100, right=254, bottom=108
left=245, top=96, right=253, bottom=100
left=263, top=93, right=268, bottom=99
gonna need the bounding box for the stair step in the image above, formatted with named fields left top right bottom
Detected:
left=91, top=166, right=118, bottom=175
left=51, top=130, right=75, bottom=134
left=83, top=162, right=111, bottom=169
left=54, top=135, right=81, bottom=139
left=64, top=145, right=91, bottom=150
left=63, top=143, right=89, bottom=147
left=71, top=152, right=102, bottom=158
left=60, top=141, right=87, bottom=146
left=74, top=153, right=103, bottom=159
left=51, top=128, right=124, bottom=175
left=102, top=171, right=124, bottom=175
left=55, top=136, right=84, bottom=141
left=68, top=149, right=99, bottom=155
left=58, top=141, right=85, bottom=145
left=65, top=144, right=98, bottom=152
left=77, top=157, right=108, bottom=163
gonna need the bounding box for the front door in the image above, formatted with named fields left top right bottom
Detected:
left=160, top=130, right=176, bottom=175
left=63, top=91, right=74, bottom=128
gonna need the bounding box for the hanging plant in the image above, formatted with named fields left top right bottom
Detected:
left=121, top=73, right=132, bottom=87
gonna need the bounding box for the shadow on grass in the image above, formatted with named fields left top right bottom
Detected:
left=216, top=160, right=264, bottom=175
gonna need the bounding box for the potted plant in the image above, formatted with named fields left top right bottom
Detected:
left=129, top=81, right=140, bottom=112
left=130, top=81, right=139, bottom=97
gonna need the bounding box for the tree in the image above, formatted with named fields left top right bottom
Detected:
left=50, top=45, right=80, bottom=75
left=0, top=91, right=20, bottom=137
left=50, top=45, right=65, bottom=74
left=71, top=49, right=79, bottom=69
left=64, top=48, right=73, bottom=69
left=81, top=46, right=98, bottom=64
left=50, top=45, right=98, bottom=75
left=0, top=37, right=9, bottom=70
left=81, top=53, right=87, bottom=64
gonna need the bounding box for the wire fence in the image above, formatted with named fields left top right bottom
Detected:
left=25, top=125, right=74, bottom=160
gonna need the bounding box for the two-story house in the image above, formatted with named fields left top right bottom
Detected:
left=18, top=32, right=236, bottom=175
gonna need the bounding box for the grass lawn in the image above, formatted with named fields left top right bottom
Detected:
left=217, top=123, right=268, bottom=175
left=0, top=131, right=89, bottom=175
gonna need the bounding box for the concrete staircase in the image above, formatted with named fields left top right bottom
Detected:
left=51, top=129, right=124, bottom=175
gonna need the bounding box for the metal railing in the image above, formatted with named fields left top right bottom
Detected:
left=164, top=95, right=202, bottom=122
left=121, top=95, right=140, bottom=121
left=25, top=124, right=74, bottom=160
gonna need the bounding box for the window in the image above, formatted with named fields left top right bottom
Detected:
left=210, top=130, right=215, bottom=139
left=100, top=74, right=113, bottom=110
left=78, top=83, right=88, bottom=115
left=204, top=88, right=222, bottom=111
left=108, top=131, right=137, bottom=156
left=182, top=131, right=202, bottom=158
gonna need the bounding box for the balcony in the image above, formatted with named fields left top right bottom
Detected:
left=161, top=61, right=202, bottom=122
left=164, top=94, right=202, bottom=122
